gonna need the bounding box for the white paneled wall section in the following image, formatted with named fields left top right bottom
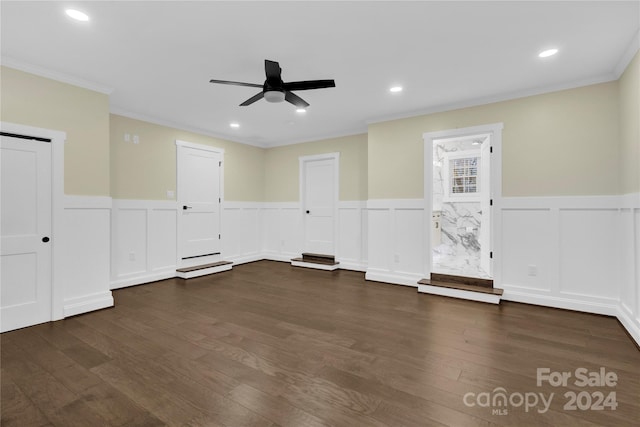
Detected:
left=109, top=195, right=639, bottom=346
left=61, top=196, right=114, bottom=316
left=222, top=201, right=367, bottom=270
left=365, top=199, right=425, bottom=286
left=111, top=200, right=177, bottom=289
left=498, top=194, right=640, bottom=345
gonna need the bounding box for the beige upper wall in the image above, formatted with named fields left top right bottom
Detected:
left=1, top=66, right=110, bottom=196
left=110, top=114, right=265, bottom=201
left=264, top=133, right=368, bottom=202
left=619, top=50, right=640, bottom=194
left=368, top=81, right=621, bottom=199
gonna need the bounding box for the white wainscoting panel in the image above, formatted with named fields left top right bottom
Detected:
left=61, top=196, right=114, bottom=317
left=111, top=200, right=177, bottom=289
left=501, top=208, right=555, bottom=293
left=105, top=195, right=640, bottom=347
left=261, top=203, right=302, bottom=262
left=223, top=202, right=263, bottom=264
left=337, top=201, right=367, bottom=271
left=366, top=200, right=424, bottom=286
left=498, top=197, right=624, bottom=316
left=617, top=193, right=640, bottom=346
left=559, top=209, right=619, bottom=301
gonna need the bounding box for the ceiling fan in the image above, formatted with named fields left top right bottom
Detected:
left=209, top=59, right=335, bottom=108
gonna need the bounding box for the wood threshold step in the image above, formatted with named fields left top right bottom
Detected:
left=177, top=261, right=233, bottom=273
left=418, top=279, right=503, bottom=296
left=293, top=257, right=338, bottom=266
left=430, top=273, right=494, bottom=288
left=301, top=252, right=335, bottom=262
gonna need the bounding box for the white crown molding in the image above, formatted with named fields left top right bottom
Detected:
left=614, top=30, right=640, bottom=78
left=262, top=127, right=368, bottom=148
left=366, top=73, right=617, bottom=126
left=1, top=56, right=114, bottom=95
left=108, top=107, right=266, bottom=148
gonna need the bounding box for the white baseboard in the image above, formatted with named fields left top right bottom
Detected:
left=263, top=253, right=297, bottom=263
left=111, top=270, right=176, bottom=290
left=225, top=254, right=264, bottom=265
left=617, top=306, right=640, bottom=347
left=337, top=261, right=368, bottom=272
left=63, top=291, right=114, bottom=317
left=365, top=270, right=420, bottom=287
left=418, top=284, right=501, bottom=304
left=502, top=288, right=619, bottom=317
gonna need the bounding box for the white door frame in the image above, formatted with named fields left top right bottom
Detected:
left=299, top=152, right=340, bottom=257
left=175, top=140, right=224, bottom=266
left=1, top=121, right=66, bottom=322
left=423, top=123, right=503, bottom=284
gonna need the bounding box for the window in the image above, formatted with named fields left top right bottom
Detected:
left=443, top=151, right=480, bottom=202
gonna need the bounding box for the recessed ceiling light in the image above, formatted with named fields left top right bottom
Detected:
left=65, top=9, right=89, bottom=21
left=296, top=108, right=306, bottom=113
left=538, top=48, right=558, bottom=58
left=389, top=86, right=403, bottom=93
left=229, top=122, right=240, bottom=128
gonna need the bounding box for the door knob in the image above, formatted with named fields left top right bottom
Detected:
left=42, top=236, right=50, bottom=243
left=183, top=205, right=192, bottom=210
left=306, top=210, right=310, bottom=214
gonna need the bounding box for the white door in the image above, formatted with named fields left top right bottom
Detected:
left=302, top=156, right=337, bottom=255
left=1, top=135, right=52, bottom=332
left=177, top=143, right=222, bottom=265
left=479, top=138, right=492, bottom=276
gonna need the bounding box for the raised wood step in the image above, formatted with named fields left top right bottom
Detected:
left=418, top=278, right=503, bottom=304
left=430, top=273, right=494, bottom=288
left=301, top=253, right=335, bottom=263
left=176, top=261, right=233, bottom=279
left=418, top=279, right=503, bottom=295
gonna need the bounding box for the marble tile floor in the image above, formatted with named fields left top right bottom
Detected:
left=432, top=251, right=491, bottom=279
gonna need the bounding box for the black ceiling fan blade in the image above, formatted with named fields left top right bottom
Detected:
left=265, top=60, right=282, bottom=81
left=209, top=79, right=262, bottom=88
left=285, top=91, right=309, bottom=108
left=283, top=80, right=336, bottom=91
left=239, top=91, right=265, bottom=106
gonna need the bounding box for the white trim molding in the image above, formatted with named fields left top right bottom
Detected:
left=1, top=121, right=67, bottom=322
left=2, top=57, right=114, bottom=94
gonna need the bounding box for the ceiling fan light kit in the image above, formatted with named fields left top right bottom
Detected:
left=210, top=59, right=335, bottom=108
left=264, top=90, right=286, bottom=103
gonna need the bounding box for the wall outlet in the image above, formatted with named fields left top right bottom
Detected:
left=527, top=265, right=537, bottom=276
left=132, top=135, right=140, bottom=144
left=129, top=252, right=135, bottom=262
left=124, top=133, right=131, bottom=142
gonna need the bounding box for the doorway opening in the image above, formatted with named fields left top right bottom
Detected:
left=423, top=123, right=503, bottom=282
left=291, top=153, right=340, bottom=270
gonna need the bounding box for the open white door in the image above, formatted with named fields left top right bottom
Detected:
left=176, top=141, right=223, bottom=267
left=479, top=137, right=492, bottom=276
left=300, top=153, right=338, bottom=256
left=1, top=135, right=52, bottom=332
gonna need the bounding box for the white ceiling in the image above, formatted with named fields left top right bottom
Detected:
left=2, top=1, right=638, bottom=148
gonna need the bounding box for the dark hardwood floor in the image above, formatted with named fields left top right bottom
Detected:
left=2, top=260, right=639, bottom=426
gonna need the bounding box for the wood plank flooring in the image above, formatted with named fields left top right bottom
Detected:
left=2, top=260, right=639, bottom=426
